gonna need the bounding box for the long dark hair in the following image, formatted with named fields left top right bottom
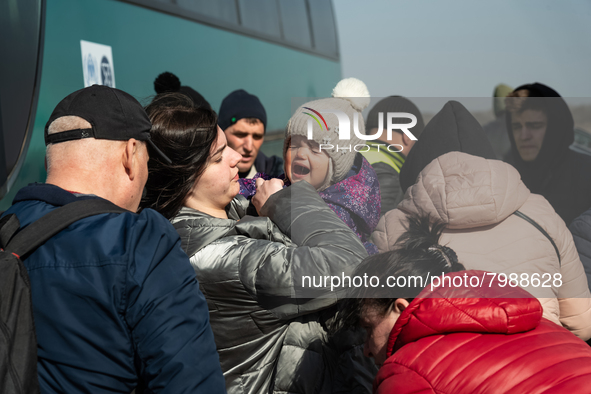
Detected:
left=141, top=93, right=218, bottom=219
left=332, top=214, right=465, bottom=332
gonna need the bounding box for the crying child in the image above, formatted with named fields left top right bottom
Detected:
left=239, top=78, right=381, bottom=254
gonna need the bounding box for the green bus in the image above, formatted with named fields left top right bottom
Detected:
left=0, top=0, right=342, bottom=209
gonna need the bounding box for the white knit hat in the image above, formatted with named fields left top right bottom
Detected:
left=285, top=78, right=370, bottom=187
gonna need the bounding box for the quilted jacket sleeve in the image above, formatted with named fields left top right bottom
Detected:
left=371, top=208, right=408, bottom=253
left=125, top=210, right=225, bottom=393
left=248, top=181, right=369, bottom=319
left=374, top=362, right=435, bottom=394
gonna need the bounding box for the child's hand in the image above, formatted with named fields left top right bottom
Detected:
left=253, top=178, right=284, bottom=215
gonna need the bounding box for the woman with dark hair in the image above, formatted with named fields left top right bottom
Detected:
left=142, top=94, right=375, bottom=394
left=336, top=216, right=591, bottom=394
left=143, top=94, right=220, bottom=218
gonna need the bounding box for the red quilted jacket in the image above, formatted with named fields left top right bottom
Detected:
left=375, top=271, right=591, bottom=394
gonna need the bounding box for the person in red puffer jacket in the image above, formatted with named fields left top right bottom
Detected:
left=334, top=215, right=591, bottom=394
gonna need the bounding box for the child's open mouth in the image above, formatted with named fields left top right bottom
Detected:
left=293, top=163, right=310, bottom=176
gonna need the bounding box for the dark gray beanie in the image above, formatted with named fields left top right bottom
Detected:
left=218, top=89, right=267, bottom=131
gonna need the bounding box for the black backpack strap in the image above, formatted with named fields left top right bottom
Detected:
left=513, top=210, right=561, bottom=266
left=0, top=214, right=23, bottom=249
left=4, top=199, right=128, bottom=259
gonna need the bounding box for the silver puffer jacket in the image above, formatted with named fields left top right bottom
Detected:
left=171, top=182, right=376, bottom=394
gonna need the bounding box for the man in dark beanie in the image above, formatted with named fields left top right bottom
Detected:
left=362, top=96, right=425, bottom=215
left=218, top=89, right=283, bottom=178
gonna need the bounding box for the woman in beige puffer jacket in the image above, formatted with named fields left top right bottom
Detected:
left=372, top=101, right=591, bottom=340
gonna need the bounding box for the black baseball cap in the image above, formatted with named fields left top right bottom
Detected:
left=45, top=85, right=172, bottom=164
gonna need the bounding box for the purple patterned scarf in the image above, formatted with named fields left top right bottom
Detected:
left=238, top=154, right=381, bottom=255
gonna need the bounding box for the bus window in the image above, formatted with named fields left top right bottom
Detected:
left=278, top=0, right=312, bottom=48
left=177, top=0, right=239, bottom=25
left=309, top=0, right=338, bottom=57
left=238, top=0, right=282, bottom=38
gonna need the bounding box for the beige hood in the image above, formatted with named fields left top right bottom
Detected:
left=398, top=151, right=530, bottom=229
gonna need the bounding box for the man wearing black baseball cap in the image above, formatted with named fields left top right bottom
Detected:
left=3, top=85, right=225, bottom=393
left=44, top=84, right=172, bottom=165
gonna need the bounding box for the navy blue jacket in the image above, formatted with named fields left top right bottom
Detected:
left=4, top=184, right=226, bottom=393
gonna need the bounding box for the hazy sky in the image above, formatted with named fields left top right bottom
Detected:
left=333, top=0, right=591, bottom=104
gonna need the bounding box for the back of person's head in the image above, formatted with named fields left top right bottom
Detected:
left=45, top=115, right=116, bottom=174
left=284, top=78, right=370, bottom=191
left=333, top=215, right=465, bottom=331
left=365, top=96, right=425, bottom=139
left=153, top=71, right=213, bottom=111
left=44, top=85, right=169, bottom=210
left=399, top=101, right=496, bottom=194
left=45, top=85, right=165, bottom=155
left=46, top=85, right=153, bottom=166
left=142, top=93, right=218, bottom=219
left=218, top=89, right=267, bottom=132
